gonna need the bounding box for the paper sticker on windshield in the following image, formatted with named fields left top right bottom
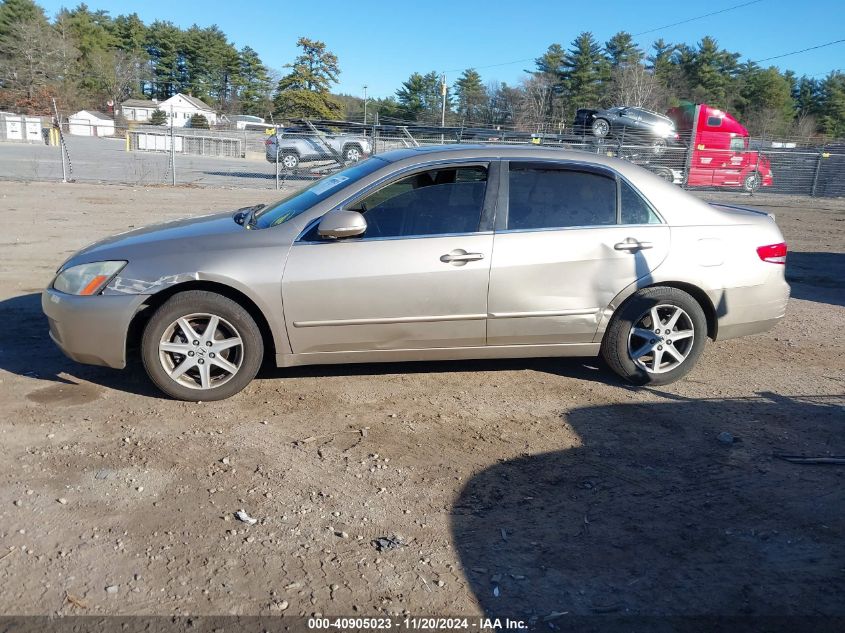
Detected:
left=310, top=175, right=349, bottom=195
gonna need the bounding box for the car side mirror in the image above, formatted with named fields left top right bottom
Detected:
left=317, top=209, right=367, bottom=239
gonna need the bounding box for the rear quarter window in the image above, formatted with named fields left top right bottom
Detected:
left=621, top=180, right=661, bottom=225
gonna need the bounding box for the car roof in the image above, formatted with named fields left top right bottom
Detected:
left=376, top=144, right=629, bottom=169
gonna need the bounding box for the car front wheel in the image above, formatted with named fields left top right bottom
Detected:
left=141, top=291, right=263, bottom=401
left=743, top=171, right=761, bottom=192
left=601, top=286, right=707, bottom=386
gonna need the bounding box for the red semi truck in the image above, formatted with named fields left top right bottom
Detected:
left=667, top=103, right=773, bottom=192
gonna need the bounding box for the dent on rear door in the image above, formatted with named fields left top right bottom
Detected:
left=487, top=225, right=670, bottom=346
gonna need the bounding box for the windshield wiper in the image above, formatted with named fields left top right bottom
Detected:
left=234, top=204, right=266, bottom=228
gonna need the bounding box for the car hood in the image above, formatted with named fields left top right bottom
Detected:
left=62, top=211, right=245, bottom=268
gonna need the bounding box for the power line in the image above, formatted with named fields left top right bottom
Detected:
left=442, top=0, right=765, bottom=75
left=632, top=0, right=764, bottom=36
left=443, top=57, right=535, bottom=74
left=751, top=38, right=845, bottom=63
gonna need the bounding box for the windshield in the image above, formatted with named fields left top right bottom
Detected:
left=251, top=157, right=387, bottom=229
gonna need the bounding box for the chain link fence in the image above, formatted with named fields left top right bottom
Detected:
left=1, top=111, right=844, bottom=197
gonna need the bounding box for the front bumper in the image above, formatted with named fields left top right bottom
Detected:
left=42, top=288, right=149, bottom=369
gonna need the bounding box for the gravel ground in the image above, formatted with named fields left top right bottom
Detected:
left=0, top=182, right=843, bottom=622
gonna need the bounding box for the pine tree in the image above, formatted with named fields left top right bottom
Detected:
left=236, top=46, right=271, bottom=117
left=532, top=43, right=567, bottom=121
left=145, top=20, right=183, bottom=98
left=277, top=37, right=339, bottom=92
left=685, top=36, right=739, bottom=107
left=605, top=31, right=642, bottom=68
left=188, top=113, right=209, bottom=128
left=0, top=0, right=46, bottom=38
left=453, top=68, right=485, bottom=123
left=818, top=71, right=845, bottom=138
left=562, top=32, right=607, bottom=113
left=274, top=37, right=342, bottom=119
left=396, top=71, right=444, bottom=122
left=149, top=108, right=166, bottom=125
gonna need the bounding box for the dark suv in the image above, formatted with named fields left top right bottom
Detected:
left=574, top=106, right=680, bottom=151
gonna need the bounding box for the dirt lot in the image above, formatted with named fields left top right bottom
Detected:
left=0, top=182, right=843, bottom=623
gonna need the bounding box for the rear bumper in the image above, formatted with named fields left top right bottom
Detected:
left=42, top=288, right=148, bottom=369
left=714, top=278, right=790, bottom=340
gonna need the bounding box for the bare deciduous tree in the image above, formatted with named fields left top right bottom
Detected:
left=608, top=63, right=663, bottom=110
left=88, top=48, right=150, bottom=111
left=520, top=75, right=554, bottom=131
left=0, top=19, right=76, bottom=105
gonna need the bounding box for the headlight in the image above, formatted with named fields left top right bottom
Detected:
left=52, top=261, right=127, bottom=296
left=653, top=122, right=673, bottom=137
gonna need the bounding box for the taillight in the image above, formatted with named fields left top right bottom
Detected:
left=757, top=242, right=787, bottom=264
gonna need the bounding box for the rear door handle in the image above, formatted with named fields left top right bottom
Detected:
left=614, top=239, right=653, bottom=252
left=440, top=249, right=485, bottom=265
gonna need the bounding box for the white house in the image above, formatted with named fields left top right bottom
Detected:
left=120, top=98, right=160, bottom=123
left=68, top=110, right=115, bottom=137
left=120, top=93, right=218, bottom=128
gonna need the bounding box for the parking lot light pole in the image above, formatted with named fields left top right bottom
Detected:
left=363, top=85, right=368, bottom=126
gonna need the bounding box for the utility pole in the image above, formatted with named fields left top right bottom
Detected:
left=440, top=73, right=447, bottom=128
left=363, top=85, right=368, bottom=125
left=169, top=106, right=176, bottom=186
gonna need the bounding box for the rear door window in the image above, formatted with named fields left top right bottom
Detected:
left=506, top=166, right=617, bottom=230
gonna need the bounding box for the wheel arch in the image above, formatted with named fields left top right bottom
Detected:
left=126, top=280, right=278, bottom=363
left=604, top=280, right=719, bottom=342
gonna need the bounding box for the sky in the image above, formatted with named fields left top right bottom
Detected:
left=36, top=0, right=845, bottom=98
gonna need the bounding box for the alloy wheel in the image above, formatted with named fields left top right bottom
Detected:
left=592, top=119, right=610, bottom=137
left=627, top=304, right=695, bottom=374
left=158, top=313, right=244, bottom=390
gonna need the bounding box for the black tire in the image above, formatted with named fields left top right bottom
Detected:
left=281, top=152, right=299, bottom=170
left=592, top=118, right=610, bottom=138
left=141, top=291, right=264, bottom=401
left=601, top=286, right=708, bottom=386
left=743, top=171, right=761, bottom=192
left=343, top=144, right=363, bottom=162
left=650, top=167, right=674, bottom=182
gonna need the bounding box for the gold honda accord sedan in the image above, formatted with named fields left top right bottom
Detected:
left=43, top=146, right=790, bottom=400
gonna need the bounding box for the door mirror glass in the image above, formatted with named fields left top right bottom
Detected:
left=317, top=209, right=367, bottom=239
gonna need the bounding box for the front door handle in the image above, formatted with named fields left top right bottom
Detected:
left=614, top=239, right=653, bottom=252
left=440, top=249, right=485, bottom=265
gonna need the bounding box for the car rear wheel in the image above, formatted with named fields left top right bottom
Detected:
left=743, top=171, right=761, bottom=192
left=281, top=152, right=299, bottom=170
left=651, top=167, right=674, bottom=182
left=141, top=291, right=263, bottom=401
left=592, top=118, right=610, bottom=138
left=343, top=144, right=363, bottom=162
left=601, top=287, right=707, bottom=386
